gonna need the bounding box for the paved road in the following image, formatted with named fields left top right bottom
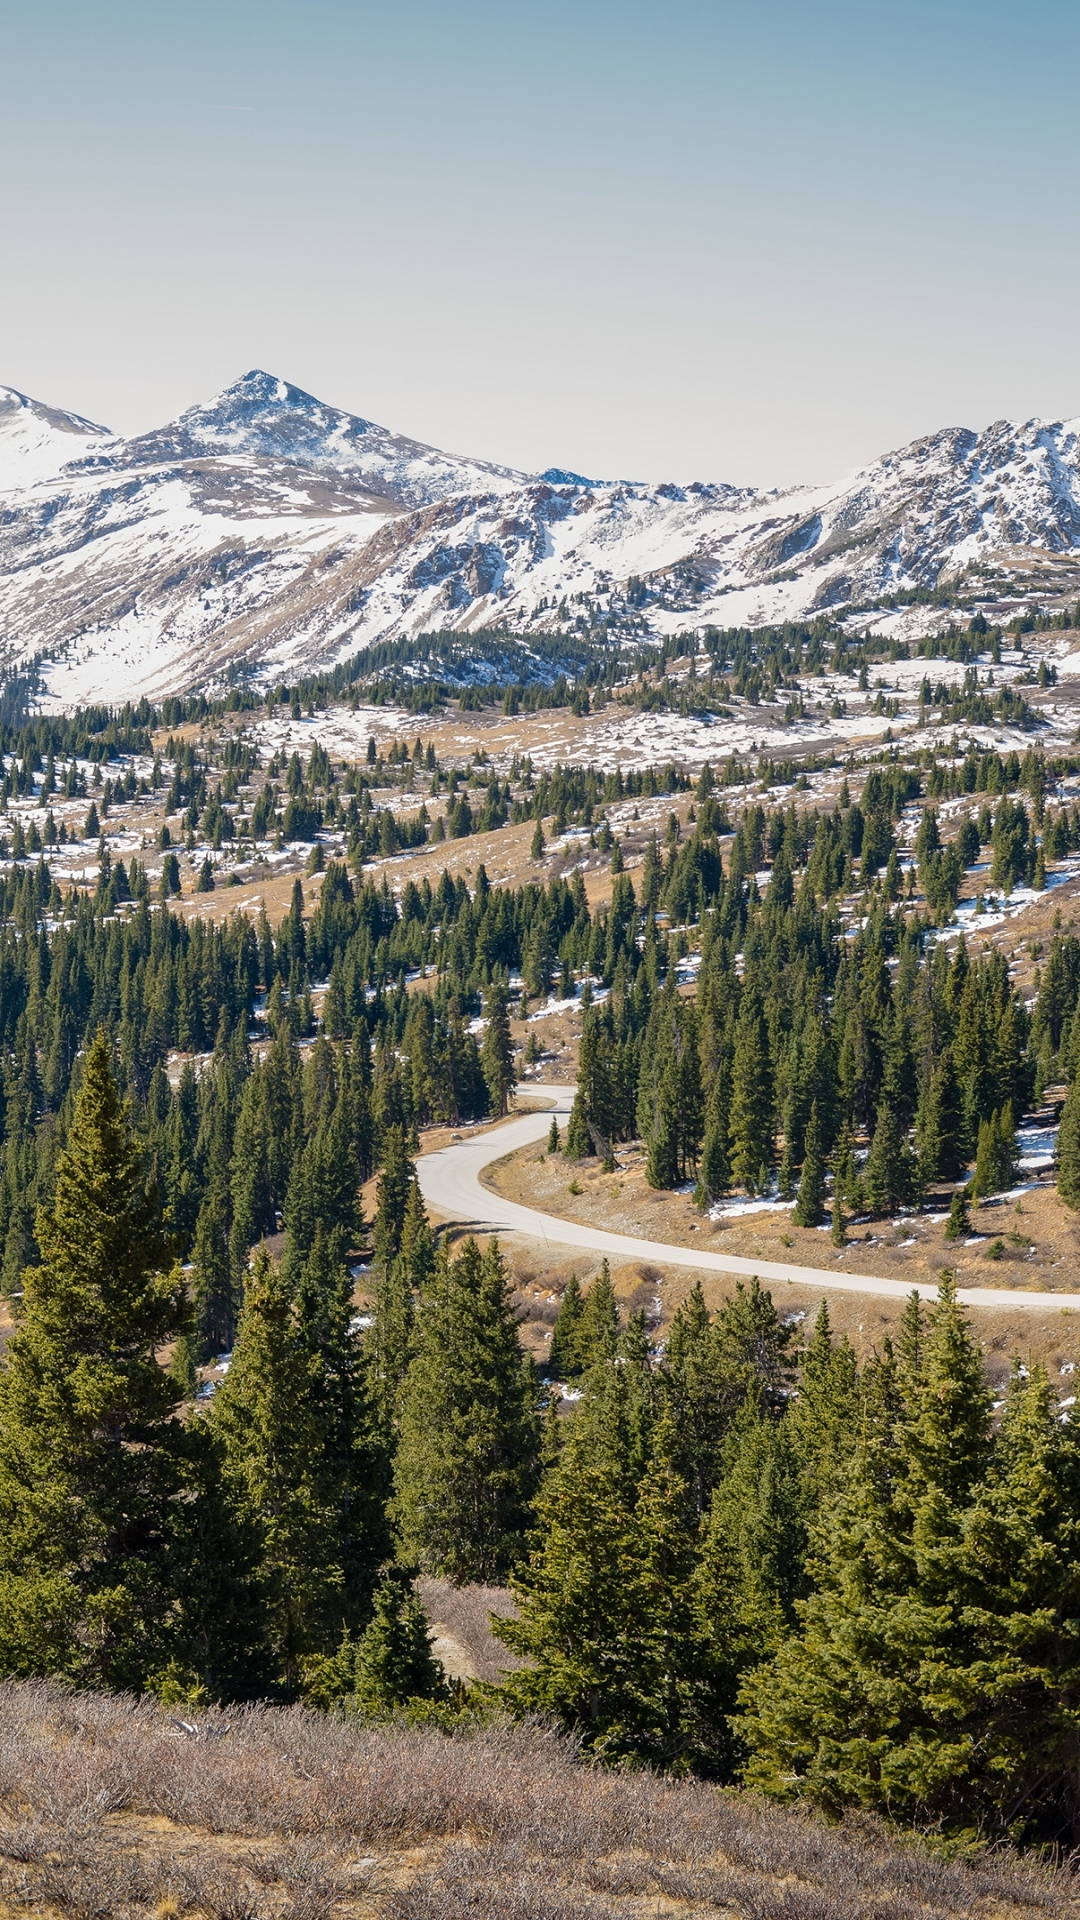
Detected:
left=417, top=1083, right=1080, bottom=1313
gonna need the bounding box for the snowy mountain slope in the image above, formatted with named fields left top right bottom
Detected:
left=4, top=369, right=1080, bottom=704
left=71, top=370, right=529, bottom=509
left=0, top=386, right=109, bottom=489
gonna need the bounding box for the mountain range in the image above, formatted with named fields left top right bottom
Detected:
left=2, top=369, right=1080, bottom=706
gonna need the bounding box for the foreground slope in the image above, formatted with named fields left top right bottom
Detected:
left=0, top=1681, right=1067, bottom=1919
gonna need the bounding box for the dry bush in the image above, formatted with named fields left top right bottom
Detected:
left=625, top=1280, right=663, bottom=1325
left=0, top=1681, right=1069, bottom=1919
left=416, top=1580, right=524, bottom=1684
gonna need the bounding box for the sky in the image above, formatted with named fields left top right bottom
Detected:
left=2, top=0, right=1079, bottom=487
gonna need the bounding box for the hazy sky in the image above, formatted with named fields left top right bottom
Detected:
left=2, top=0, right=1079, bottom=486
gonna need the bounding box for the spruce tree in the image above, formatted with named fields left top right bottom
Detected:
left=792, top=1100, right=825, bottom=1227
left=212, top=1246, right=352, bottom=1694
left=392, top=1237, right=541, bottom=1581
left=728, top=985, right=774, bottom=1193
left=548, top=1272, right=584, bottom=1379
left=481, top=981, right=515, bottom=1117
left=310, top=1564, right=446, bottom=1713
left=563, top=1090, right=592, bottom=1159
left=699, top=1401, right=805, bottom=1664
left=739, top=1273, right=996, bottom=1827
left=577, top=1260, right=619, bottom=1368
left=1058, top=1073, right=1080, bottom=1207
left=373, top=1126, right=416, bottom=1270
left=498, top=1408, right=730, bottom=1772
left=694, top=1065, right=731, bottom=1208
left=0, top=1033, right=194, bottom=1689
left=864, top=1103, right=911, bottom=1215
left=943, top=1188, right=971, bottom=1241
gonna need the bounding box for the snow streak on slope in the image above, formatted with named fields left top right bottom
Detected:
left=4, top=369, right=1080, bottom=704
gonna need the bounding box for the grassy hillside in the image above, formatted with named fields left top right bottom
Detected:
left=0, top=1682, right=1071, bottom=1920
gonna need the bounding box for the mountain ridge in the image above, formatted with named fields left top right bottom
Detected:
left=3, top=369, right=1080, bottom=705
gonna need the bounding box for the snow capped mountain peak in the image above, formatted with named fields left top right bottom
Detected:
left=139, top=368, right=384, bottom=465
left=93, top=368, right=528, bottom=510
left=0, top=385, right=110, bottom=489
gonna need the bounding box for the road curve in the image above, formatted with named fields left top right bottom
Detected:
left=417, top=1083, right=1080, bottom=1314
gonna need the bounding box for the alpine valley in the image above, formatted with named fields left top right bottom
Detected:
left=4, top=368, right=1080, bottom=705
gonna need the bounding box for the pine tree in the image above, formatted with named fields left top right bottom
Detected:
left=0, top=1033, right=194, bottom=1689
left=577, top=1260, right=619, bottom=1368
left=728, top=985, right=773, bottom=1193
left=739, top=1273, right=994, bottom=1826
left=548, top=1272, right=584, bottom=1379
left=392, top=1238, right=541, bottom=1581
left=864, top=1103, right=911, bottom=1215
left=943, top=1188, right=971, bottom=1241
left=792, top=1100, right=825, bottom=1227
left=308, top=1564, right=446, bottom=1713
left=1059, top=1072, right=1080, bottom=1207
left=211, top=1246, right=343, bottom=1695
left=481, top=981, right=515, bottom=1117
left=547, top=1116, right=560, bottom=1153
left=563, top=1091, right=592, bottom=1159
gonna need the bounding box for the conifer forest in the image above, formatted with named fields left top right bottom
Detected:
left=4, top=660, right=1080, bottom=1857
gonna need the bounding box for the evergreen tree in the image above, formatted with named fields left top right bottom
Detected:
left=372, top=1125, right=416, bottom=1271
left=699, top=1402, right=805, bottom=1665
left=829, top=1187, right=846, bottom=1246
left=548, top=1272, right=584, bottom=1379
left=498, top=1409, right=732, bottom=1773
left=864, top=1103, right=912, bottom=1215
left=0, top=1033, right=194, bottom=1689
left=481, top=981, right=515, bottom=1117
left=1059, top=1071, right=1080, bottom=1207
left=694, top=1062, right=731, bottom=1208
left=972, top=1105, right=1015, bottom=1200
left=563, top=1091, right=592, bottom=1159
left=212, top=1246, right=356, bottom=1695
left=308, top=1564, right=446, bottom=1713
left=577, top=1260, right=619, bottom=1368
left=789, top=1302, right=860, bottom=1519
left=943, top=1188, right=971, bottom=1241
left=392, top=1238, right=541, bottom=1581
left=739, top=1274, right=997, bottom=1828
left=728, top=985, right=774, bottom=1193
left=916, top=1049, right=964, bottom=1182
left=792, top=1100, right=825, bottom=1227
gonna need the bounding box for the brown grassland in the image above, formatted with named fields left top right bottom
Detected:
left=0, top=1682, right=1074, bottom=1920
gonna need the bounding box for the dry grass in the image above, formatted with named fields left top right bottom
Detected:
left=0, top=1682, right=1071, bottom=1919
left=415, top=1580, right=523, bottom=1685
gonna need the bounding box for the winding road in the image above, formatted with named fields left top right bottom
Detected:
left=417, top=1083, right=1080, bottom=1314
